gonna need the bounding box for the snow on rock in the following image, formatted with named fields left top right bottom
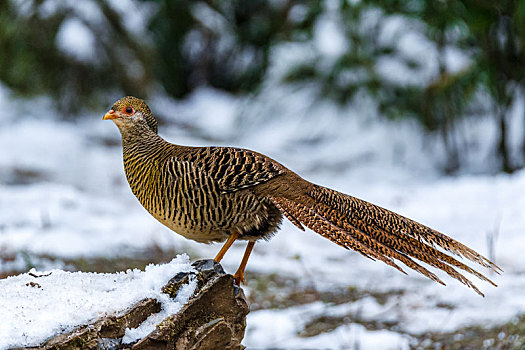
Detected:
left=0, top=255, right=194, bottom=349
left=122, top=276, right=197, bottom=344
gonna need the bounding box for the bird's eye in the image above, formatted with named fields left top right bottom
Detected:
left=123, top=106, right=134, bottom=115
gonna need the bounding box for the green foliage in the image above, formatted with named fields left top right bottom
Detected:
left=282, top=0, right=525, bottom=173
left=145, top=0, right=322, bottom=98
left=0, top=0, right=322, bottom=112
left=0, top=0, right=524, bottom=172
left=0, top=0, right=152, bottom=114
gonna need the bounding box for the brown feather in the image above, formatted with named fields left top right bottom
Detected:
left=264, top=181, right=499, bottom=296
left=108, top=96, right=501, bottom=295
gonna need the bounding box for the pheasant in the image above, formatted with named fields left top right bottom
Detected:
left=104, top=96, right=501, bottom=295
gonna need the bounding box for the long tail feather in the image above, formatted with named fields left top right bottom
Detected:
left=310, top=185, right=501, bottom=272
left=270, top=196, right=447, bottom=287
left=268, top=183, right=500, bottom=296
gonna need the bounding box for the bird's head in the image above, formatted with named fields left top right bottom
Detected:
left=103, top=96, right=158, bottom=134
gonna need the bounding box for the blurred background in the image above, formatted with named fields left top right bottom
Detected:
left=1, top=0, right=524, bottom=348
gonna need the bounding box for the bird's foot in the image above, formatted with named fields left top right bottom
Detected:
left=233, top=271, right=245, bottom=285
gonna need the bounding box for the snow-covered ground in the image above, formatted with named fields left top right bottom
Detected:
left=0, top=255, right=195, bottom=349
left=1, top=83, right=524, bottom=349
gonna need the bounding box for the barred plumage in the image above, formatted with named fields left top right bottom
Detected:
left=105, top=96, right=501, bottom=293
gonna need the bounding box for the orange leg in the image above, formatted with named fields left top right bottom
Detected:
left=214, top=232, right=239, bottom=263
left=233, top=241, right=255, bottom=285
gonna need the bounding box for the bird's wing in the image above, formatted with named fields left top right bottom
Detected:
left=178, top=146, right=286, bottom=193
left=164, top=158, right=221, bottom=209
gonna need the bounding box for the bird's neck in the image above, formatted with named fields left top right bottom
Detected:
left=120, top=126, right=173, bottom=163
left=120, top=126, right=175, bottom=200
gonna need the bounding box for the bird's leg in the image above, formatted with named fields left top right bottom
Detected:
left=233, top=241, right=255, bottom=285
left=214, top=232, right=239, bottom=263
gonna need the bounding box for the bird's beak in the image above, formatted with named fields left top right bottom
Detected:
left=103, top=109, right=118, bottom=120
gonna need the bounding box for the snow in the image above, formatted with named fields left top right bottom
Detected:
left=106, top=0, right=157, bottom=37
left=0, top=183, right=181, bottom=257
left=2, top=3, right=525, bottom=348
left=2, top=82, right=525, bottom=348
left=298, top=324, right=408, bottom=350
left=122, top=274, right=197, bottom=344
left=0, top=255, right=194, bottom=349
left=56, top=17, right=96, bottom=62
left=314, top=15, right=348, bottom=59
left=245, top=300, right=409, bottom=349
left=1, top=81, right=524, bottom=348
left=39, top=0, right=103, bottom=23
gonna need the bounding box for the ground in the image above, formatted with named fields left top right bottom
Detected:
left=1, top=86, right=524, bottom=349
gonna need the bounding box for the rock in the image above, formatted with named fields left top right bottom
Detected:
left=24, top=260, right=249, bottom=350
left=134, top=260, right=248, bottom=350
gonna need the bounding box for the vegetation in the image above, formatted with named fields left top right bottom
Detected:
left=0, top=0, right=524, bottom=173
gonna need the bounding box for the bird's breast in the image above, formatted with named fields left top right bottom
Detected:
left=123, top=155, right=281, bottom=243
